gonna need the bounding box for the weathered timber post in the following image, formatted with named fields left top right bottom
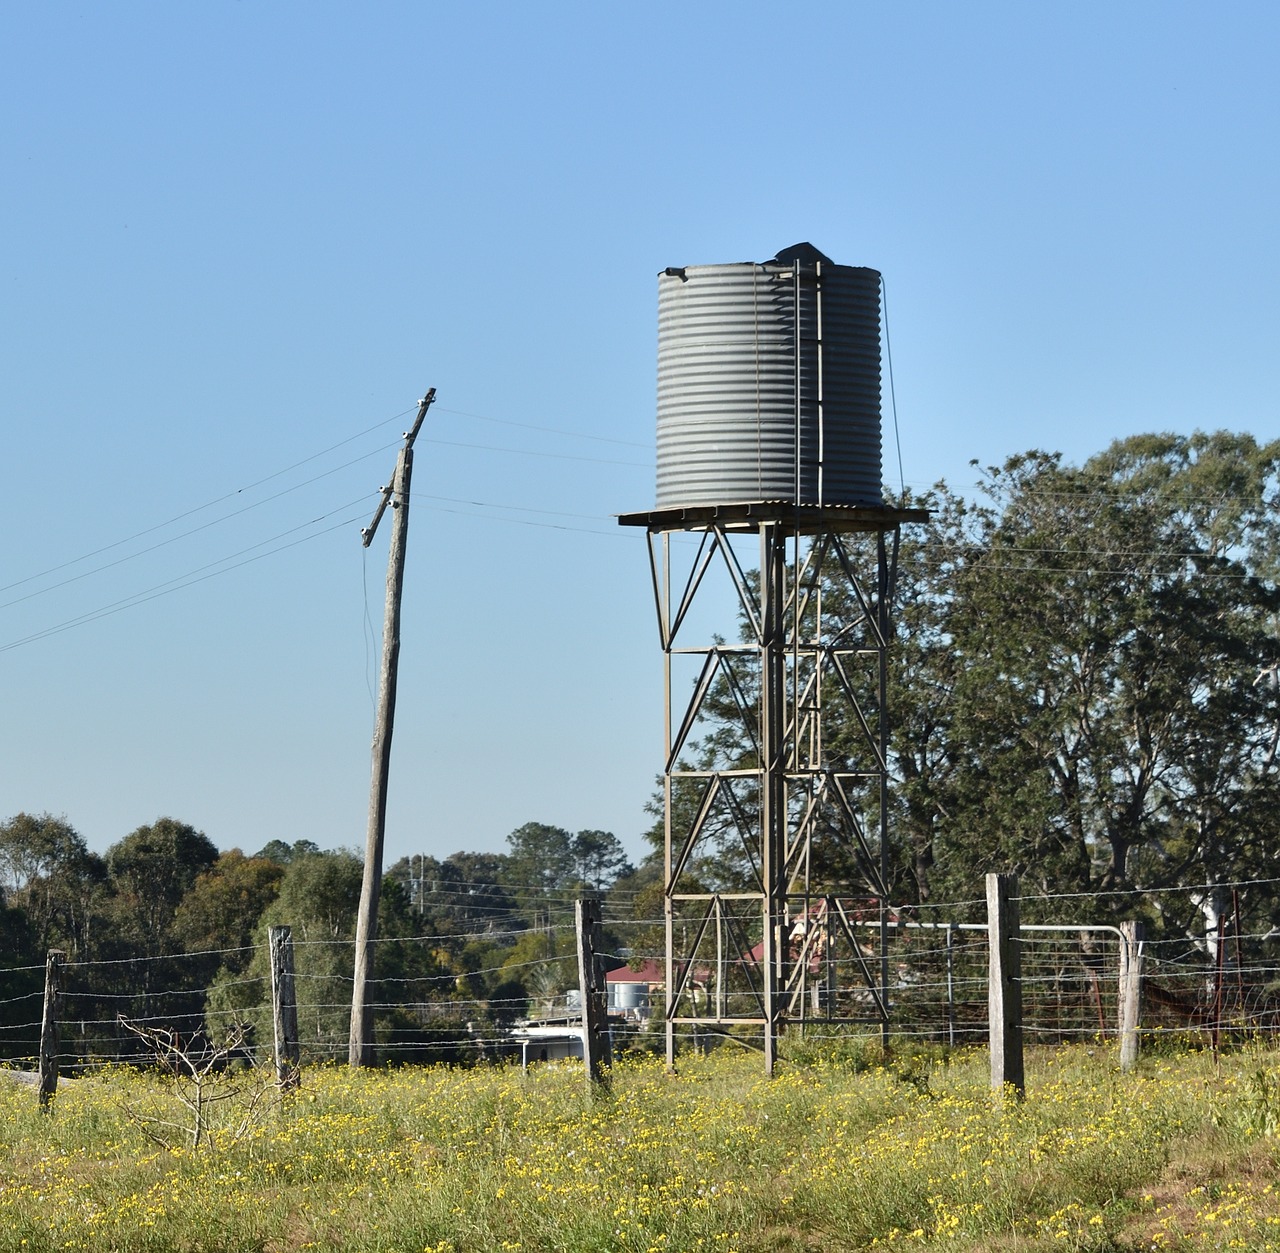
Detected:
left=269, top=926, right=301, bottom=1091
left=575, top=898, right=611, bottom=1091
left=945, top=923, right=957, bottom=1049
left=1117, top=920, right=1145, bottom=1073
left=1212, top=914, right=1226, bottom=1059
left=38, top=949, right=65, bottom=1110
left=986, top=873, right=1024, bottom=1098
left=350, top=446, right=411, bottom=1066
left=350, top=389, right=434, bottom=1068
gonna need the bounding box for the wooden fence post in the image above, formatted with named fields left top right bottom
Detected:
left=38, top=949, right=65, bottom=1110
left=575, top=899, right=611, bottom=1091
left=269, top=926, right=301, bottom=1091
left=945, top=923, right=957, bottom=1049
left=987, top=873, right=1024, bottom=1098
left=1118, top=920, right=1145, bottom=1072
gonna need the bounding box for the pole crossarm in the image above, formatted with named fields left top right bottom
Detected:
left=361, top=389, right=436, bottom=549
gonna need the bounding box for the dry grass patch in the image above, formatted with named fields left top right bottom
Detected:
left=0, top=1044, right=1276, bottom=1251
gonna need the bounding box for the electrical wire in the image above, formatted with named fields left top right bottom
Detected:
left=3, top=397, right=651, bottom=652
left=0, top=443, right=401, bottom=614
left=0, top=407, right=417, bottom=598
left=434, top=406, right=651, bottom=451
left=0, top=506, right=372, bottom=654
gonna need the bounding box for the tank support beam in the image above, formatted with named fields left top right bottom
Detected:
left=639, top=515, right=904, bottom=1074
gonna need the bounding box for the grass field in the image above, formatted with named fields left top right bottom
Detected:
left=2, top=1040, right=1279, bottom=1251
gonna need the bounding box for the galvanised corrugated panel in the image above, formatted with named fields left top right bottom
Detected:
left=655, top=249, right=882, bottom=510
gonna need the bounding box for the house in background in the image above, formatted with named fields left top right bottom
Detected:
left=509, top=962, right=665, bottom=1067
left=605, top=959, right=663, bottom=1023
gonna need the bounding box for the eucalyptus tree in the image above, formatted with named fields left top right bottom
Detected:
left=97, top=817, right=220, bottom=1033
left=206, top=849, right=362, bottom=1057
left=206, top=849, right=450, bottom=1062
left=569, top=829, right=633, bottom=892
left=936, top=432, right=1280, bottom=928
left=104, top=818, right=220, bottom=961
left=504, top=822, right=576, bottom=908
left=644, top=430, right=1280, bottom=936
left=172, top=849, right=285, bottom=981
left=0, top=812, right=106, bottom=958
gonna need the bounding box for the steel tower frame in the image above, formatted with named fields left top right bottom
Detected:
left=620, top=501, right=925, bottom=1075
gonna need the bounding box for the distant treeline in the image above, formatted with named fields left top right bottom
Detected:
left=0, top=815, right=651, bottom=1063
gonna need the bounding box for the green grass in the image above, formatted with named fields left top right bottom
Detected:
left=1, top=1042, right=1278, bottom=1251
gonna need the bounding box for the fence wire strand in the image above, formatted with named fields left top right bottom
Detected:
left=10, top=882, right=1280, bottom=1072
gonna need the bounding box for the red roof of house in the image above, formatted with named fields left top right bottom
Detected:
left=606, top=959, right=663, bottom=984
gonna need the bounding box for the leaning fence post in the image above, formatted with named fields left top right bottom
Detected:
left=987, top=873, right=1024, bottom=1098
left=38, top=949, right=65, bottom=1110
left=575, top=898, right=611, bottom=1091
left=1118, top=920, right=1145, bottom=1072
left=269, top=926, right=301, bottom=1091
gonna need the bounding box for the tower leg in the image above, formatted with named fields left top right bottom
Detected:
left=760, top=523, right=787, bottom=1075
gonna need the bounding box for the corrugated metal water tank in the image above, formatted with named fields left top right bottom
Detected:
left=656, top=243, right=883, bottom=510
left=608, top=981, right=650, bottom=1014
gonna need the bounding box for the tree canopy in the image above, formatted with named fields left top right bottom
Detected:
left=921, top=432, right=1280, bottom=929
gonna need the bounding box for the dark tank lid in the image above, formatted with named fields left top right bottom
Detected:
left=771, top=242, right=835, bottom=266
left=659, top=244, right=838, bottom=276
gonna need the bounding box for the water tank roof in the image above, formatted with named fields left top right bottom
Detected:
left=771, top=241, right=835, bottom=266
left=659, top=242, right=840, bottom=275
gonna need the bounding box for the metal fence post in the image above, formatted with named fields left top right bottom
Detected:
left=987, top=873, right=1024, bottom=1098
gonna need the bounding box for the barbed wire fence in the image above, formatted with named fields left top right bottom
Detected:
left=5, top=875, right=1280, bottom=1096
left=0, top=920, right=599, bottom=1074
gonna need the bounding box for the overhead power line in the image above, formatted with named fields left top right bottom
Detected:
left=4, top=400, right=655, bottom=604
left=422, top=434, right=649, bottom=469
left=1, top=490, right=644, bottom=655
left=0, top=407, right=418, bottom=598
left=435, top=405, right=651, bottom=450
left=0, top=505, right=372, bottom=654
left=1, top=443, right=402, bottom=612
left=0, top=394, right=662, bottom=653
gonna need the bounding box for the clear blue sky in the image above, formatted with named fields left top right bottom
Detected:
left=2, top=2, right=1276, bottom=865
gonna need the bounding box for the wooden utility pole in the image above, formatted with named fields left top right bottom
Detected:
left=986, top=873, right=1024, bottom=1099
left=38, top=949, right=64, bottom=1110
left=270, top=925, right=301, bottom=1090
left=349, top=390, right=435, bottom=1067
